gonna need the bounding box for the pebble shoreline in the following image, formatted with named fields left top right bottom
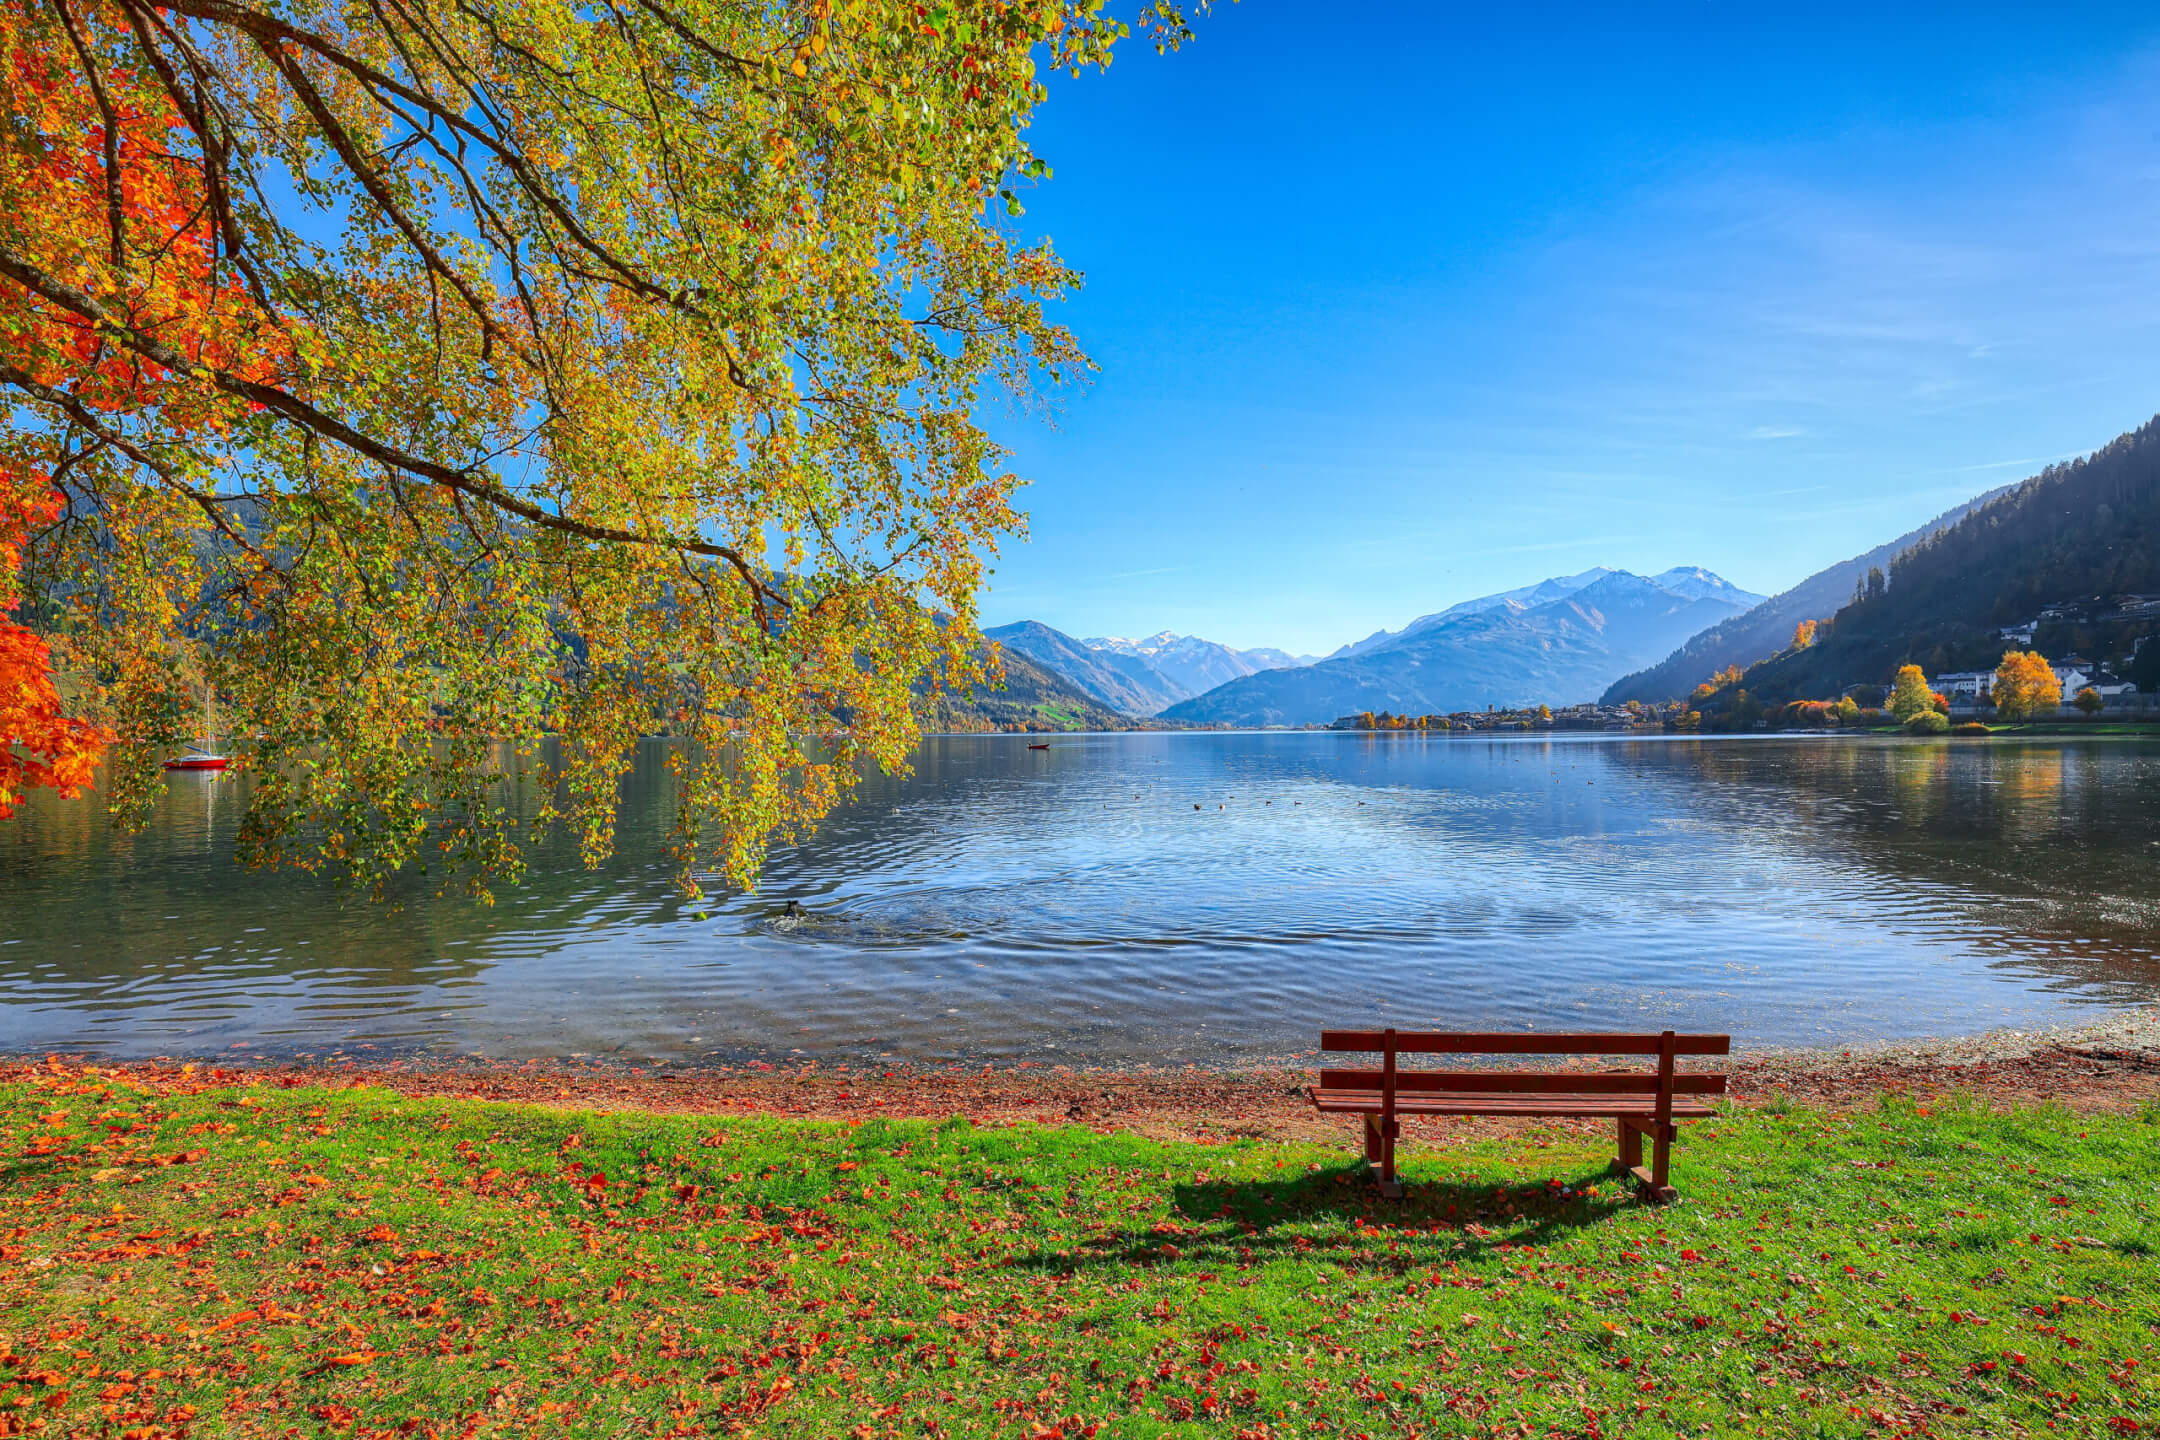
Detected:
left=14, top=1006, right=2158, bottom=1146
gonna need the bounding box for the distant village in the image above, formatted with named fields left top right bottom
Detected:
left=1329, top=702, right=1686, bottom=733
left=1930, top=593, right=2158, bottom=703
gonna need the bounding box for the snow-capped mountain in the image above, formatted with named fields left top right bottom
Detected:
left=1162, top=567, right=1767, bottom=726
left=1327, top=567, right=1763, bottom=661
left=1081, top=632, right=1314, bottom=700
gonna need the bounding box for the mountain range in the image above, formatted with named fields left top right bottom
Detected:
left=1323, top=566, right=1759, bottom=662
left=1155, top=569, right=1765, bottom=726
left=962, top=410, right=2160, bottom=730
left=985, top=623, right=1310, bottom=716
left=1084, top=631, right=1319, bottom=695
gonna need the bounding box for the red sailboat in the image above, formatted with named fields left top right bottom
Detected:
left=163, top=690, right=231, bottom=771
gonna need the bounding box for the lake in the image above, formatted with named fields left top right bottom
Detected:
left=4, top=733, right=2158, bottom=1066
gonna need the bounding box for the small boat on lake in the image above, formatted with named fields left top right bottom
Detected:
left=1028, top=742, right=1050, bottom=750
left=164, top=690, right=230, bottom=771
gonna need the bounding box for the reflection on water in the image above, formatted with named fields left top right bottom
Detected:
left=3, top=734, right=2158, bottom=1064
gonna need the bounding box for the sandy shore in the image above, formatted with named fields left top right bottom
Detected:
left=19, top=1007, right=2157, bottom=1146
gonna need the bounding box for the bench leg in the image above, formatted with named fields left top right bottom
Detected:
left=1614, top=1119, right=1678, bottom=1203
left=1649, top=1123, right=1676, bottom=1204
left=1361, top=1115, right=1404, bottom=1200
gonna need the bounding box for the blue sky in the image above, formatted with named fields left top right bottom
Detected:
left=976, top=2, right=2160, bottom=655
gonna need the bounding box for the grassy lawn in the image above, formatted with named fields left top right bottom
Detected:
left=3, top=1068, right=2155, bottom=1439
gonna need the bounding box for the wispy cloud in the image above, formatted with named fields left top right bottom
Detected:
left=1749, top=425, right=1807, bottom=439
left=1932, top=450, right=2089, bottom=474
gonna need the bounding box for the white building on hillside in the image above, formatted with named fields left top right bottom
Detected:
left=1933, top=661, right=2092, bottom=701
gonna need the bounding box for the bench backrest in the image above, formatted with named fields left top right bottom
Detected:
left=1317, top=1029, right=1730, bottom=1104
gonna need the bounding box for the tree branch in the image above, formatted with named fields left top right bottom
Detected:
left=48, top=0, right=127, bottom=272
left=0, top=246, right=786, bottom=626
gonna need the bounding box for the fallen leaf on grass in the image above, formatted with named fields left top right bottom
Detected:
left=301, top=1351, right=378, bottom=1377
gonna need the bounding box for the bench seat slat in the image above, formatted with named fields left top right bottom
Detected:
left=1321, top=1030, right=1730, bottom=1056
left=1317, top=1069, right=1725, bottom=1095
left=1311, top=1088, right=1718, bottom=1120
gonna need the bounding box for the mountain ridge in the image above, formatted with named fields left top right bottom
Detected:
left=1703, top=415, right=2160, bottom=705
left=1161, top=568, right=1759, bottom=726
left=983, top=621, right=1186, bottom=716
left=1601, top=490, right=2016, bottom=704
left=1327, top=567, right=1762, bottom=662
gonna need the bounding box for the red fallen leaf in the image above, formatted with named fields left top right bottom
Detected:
left=211, top=1308, right=261, bottom=1330
left=673, top=1184, right=701, bottom=1202
left=301, top=1351, right=378, bottom=1377
left=42, top=1391, right=70, bottom=1409
left=1679, top=1249, right=1704, bottom=1262
left=156, top=1149, right=208, bottom=1166
left=580, top=1171, right=608, bottom=1190
left=837, top=1161, right=859, bottom=1171
left=364, top=1225, right=398, bottom=1244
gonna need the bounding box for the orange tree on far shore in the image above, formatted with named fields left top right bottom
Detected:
left=1991, top=651, right=2062, bottom=721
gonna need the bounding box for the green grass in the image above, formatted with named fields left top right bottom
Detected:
left=3, top=1072, right=2156, bottom=1439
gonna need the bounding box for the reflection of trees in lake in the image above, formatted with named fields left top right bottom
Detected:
left=1623, top=738, right=2160, bottom=999
left=0, top=738, right=698, bottom=1003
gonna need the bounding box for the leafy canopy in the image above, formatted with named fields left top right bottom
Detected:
left=1990, top=651, right=2061, bottom=721
left=0, top=476, right=108, bottom=817
left=1, top=0, right=1198, bottom=894
left=1886, top=663, right=1934, bottom=722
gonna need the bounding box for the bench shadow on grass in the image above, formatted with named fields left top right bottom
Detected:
left=1010, top=1161, right=1634, bottom=1278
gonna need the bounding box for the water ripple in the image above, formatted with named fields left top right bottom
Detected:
left=4, top=732, right=2159, bottom=1062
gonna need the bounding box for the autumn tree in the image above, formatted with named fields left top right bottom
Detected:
left=2072, top=686, right=2104, bottom=717
left=1, top=472, right=108, bottom=817
left=1991, top=651, right=2061, bottom=721
left=1, top=0, right=1200, bottom=894
left=1886, top=664, right=1935, bottom=722
left=1790, top=619, right=1817, bottom=650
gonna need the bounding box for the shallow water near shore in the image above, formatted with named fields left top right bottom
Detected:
left=4, top=732, right=2159, bottom=1066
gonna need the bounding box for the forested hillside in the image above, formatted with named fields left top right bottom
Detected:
left=983, top=622, right=1187, bottom=715
left=1726, top=414, right=2160, bottom=702
left=922, top=650, right=1137, bottom=733
left=1602, top=487, right=2010, bottom=704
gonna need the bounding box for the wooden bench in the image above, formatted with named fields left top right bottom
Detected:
left=1311, top=1029, right=1730, bottom=1202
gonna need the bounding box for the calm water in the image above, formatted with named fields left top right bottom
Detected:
left=4, top=733, right=2159, bottom=1065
